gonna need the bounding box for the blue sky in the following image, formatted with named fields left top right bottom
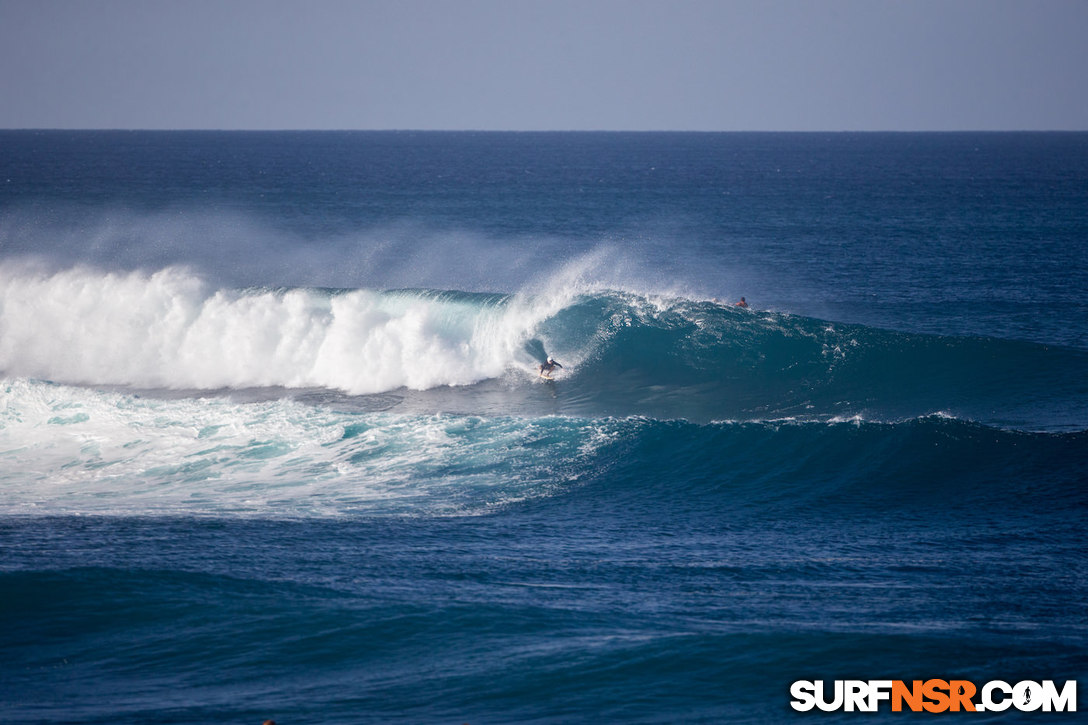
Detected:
left=1, top=0, right=1086, bottom=130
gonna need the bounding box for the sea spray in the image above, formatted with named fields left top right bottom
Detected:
left=0, top=264, right=539, bottom=393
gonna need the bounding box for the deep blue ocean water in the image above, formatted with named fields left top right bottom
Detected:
left=1, top=131, right=1086, bottom=723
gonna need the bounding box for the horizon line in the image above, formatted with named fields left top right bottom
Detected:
left=2, top=127, right=1086, bottom=134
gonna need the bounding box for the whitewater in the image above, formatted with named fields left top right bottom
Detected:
left=0, top=263, right=536, bottom=392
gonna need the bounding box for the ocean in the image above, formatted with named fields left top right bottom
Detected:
left=0, top=131, right=1085, bottom=723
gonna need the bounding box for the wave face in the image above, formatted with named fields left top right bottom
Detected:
left=1, top=263, right=1084, bottom=429
left=539, top=290, right=1087, bottom=428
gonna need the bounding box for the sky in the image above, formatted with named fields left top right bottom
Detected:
left=1, top=0, right=1086, bottom=131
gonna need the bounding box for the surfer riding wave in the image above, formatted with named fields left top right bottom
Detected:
left=538, top=357, right=562, bottom=379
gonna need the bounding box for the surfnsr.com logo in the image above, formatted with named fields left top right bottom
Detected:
left=790, top=679, right=1078, bottom=713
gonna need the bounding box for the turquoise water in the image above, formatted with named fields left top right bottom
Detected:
left=1, top=132, right=1086, bottom=722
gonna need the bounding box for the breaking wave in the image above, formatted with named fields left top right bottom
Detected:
left=1, top=263, right=1084, bottom=429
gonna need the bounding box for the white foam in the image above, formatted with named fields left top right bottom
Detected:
left=0, top=263, right=563, bottom=394
left=0, top=378, right=610, bottom=517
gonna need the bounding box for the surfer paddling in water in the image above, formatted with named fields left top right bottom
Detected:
left=538, top=357, right=563, bottom=379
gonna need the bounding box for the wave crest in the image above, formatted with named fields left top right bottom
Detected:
left=0, top=264, right=550, bottom=393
